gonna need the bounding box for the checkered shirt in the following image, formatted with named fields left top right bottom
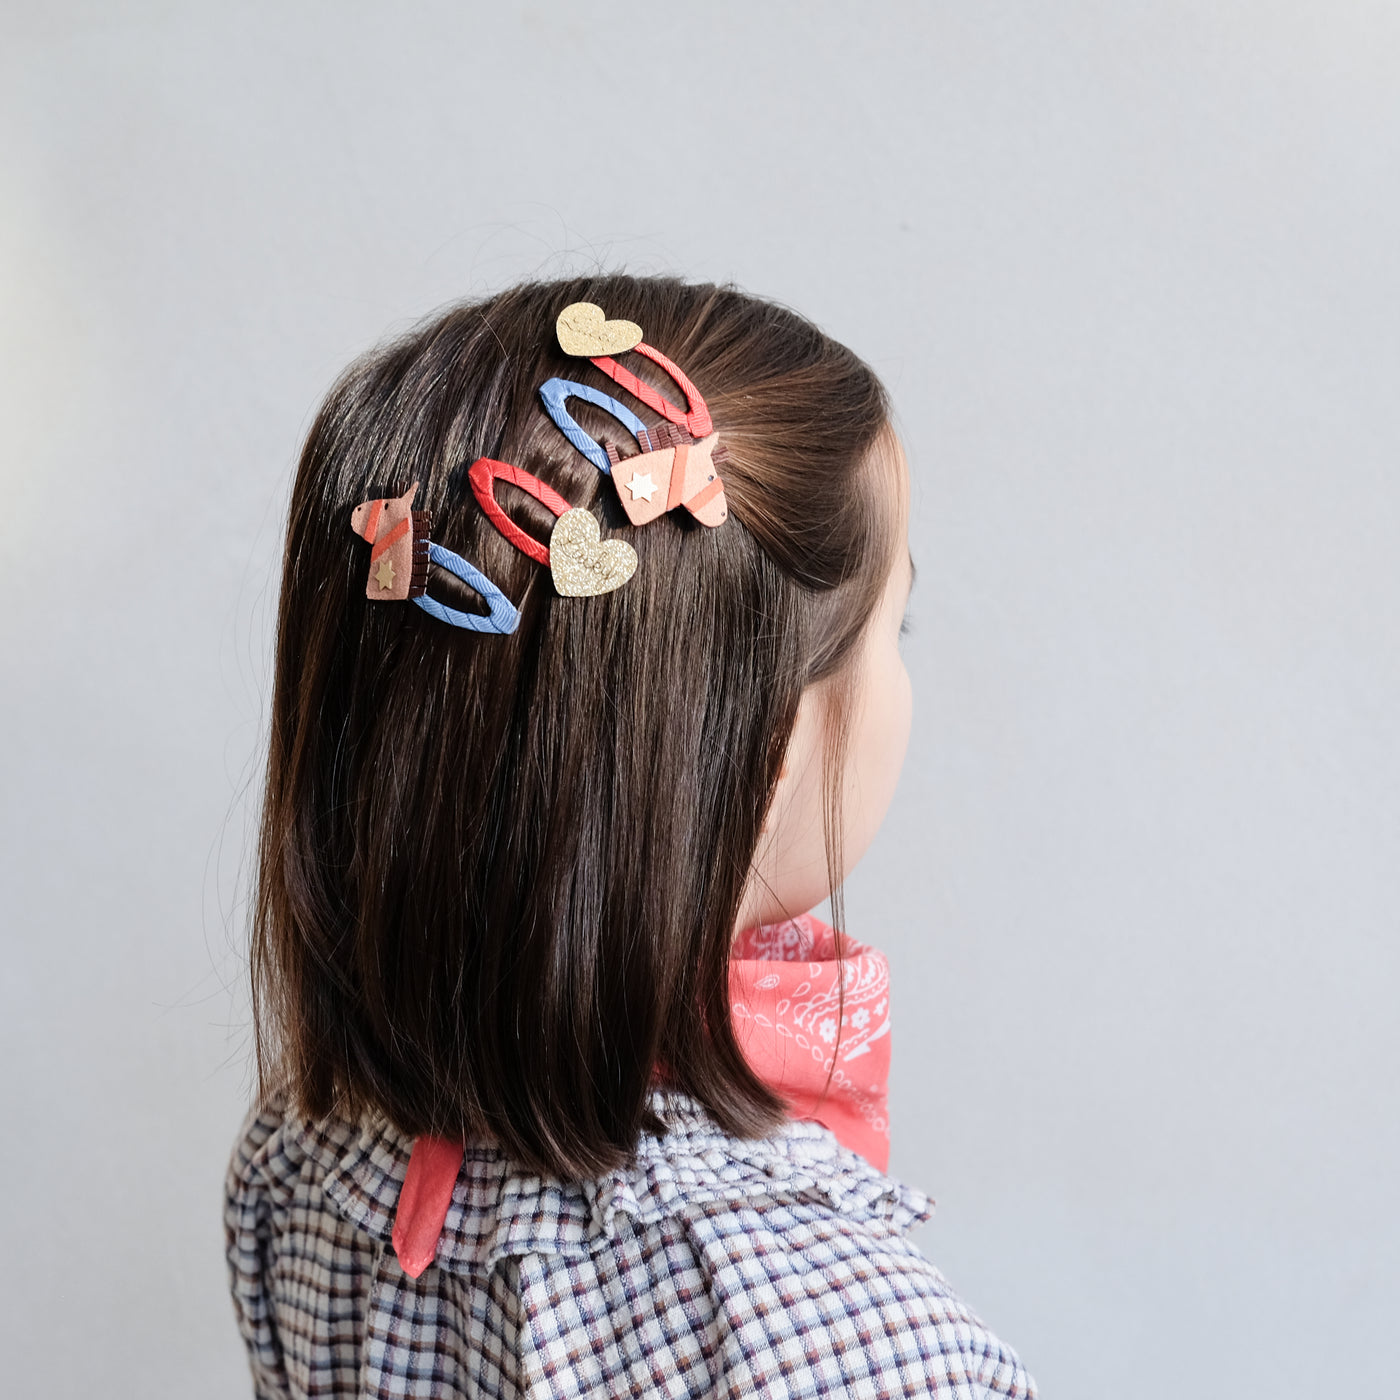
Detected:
left=225, top=1093, right=1037, bottom=1398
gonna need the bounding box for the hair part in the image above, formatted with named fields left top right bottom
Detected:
left=252, top=274, right=897, bottom=1176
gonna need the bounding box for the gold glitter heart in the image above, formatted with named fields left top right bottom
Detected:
left=556, top=302, right=644, bottom=358
left=549, top=508, right=637, bottom=597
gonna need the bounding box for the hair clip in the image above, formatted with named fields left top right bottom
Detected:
left=537, top=378, right=643, bottom=476
left=351, top=483, right=519, bottom=634
left=603, top=425, right=728, bottom=529
left=467, top=458, right=637, bottom=596
left=556, top=301, right=713, bottom=439
left=349, top=483, right=430, bottom=600
left=538, top=378, right=729, bottom=529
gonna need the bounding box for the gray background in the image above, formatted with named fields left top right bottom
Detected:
left=2, top=2, right=1397, bottom=1395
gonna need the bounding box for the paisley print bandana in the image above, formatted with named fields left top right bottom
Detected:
left=730, top=913, right=892, bottom=1172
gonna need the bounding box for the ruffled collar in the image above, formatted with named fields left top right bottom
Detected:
left=300, top=1090, right=930, bottom=1279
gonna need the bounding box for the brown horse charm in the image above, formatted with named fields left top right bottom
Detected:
left=350, top=482, right=431, bottom=601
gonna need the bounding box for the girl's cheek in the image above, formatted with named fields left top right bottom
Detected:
left=858, top=647, right=913, bottom=809
left=888, top=662, right=914, bottom=781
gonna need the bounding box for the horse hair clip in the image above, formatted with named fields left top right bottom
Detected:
left=350, top=483, right=520, bottom=633
left=546, top=302, right=730, bottom=529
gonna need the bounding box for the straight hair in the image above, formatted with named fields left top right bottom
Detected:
left=252, top=274, right=897, bottom=1177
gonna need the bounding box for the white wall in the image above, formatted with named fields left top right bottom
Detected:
left=2, top=3, right=1397, bottom=1395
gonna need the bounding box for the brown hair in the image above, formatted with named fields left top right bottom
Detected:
left=252, top=274, right=897, bottom=1176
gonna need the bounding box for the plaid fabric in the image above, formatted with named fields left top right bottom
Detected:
left=226, top=1094, right=1036, bottom=1398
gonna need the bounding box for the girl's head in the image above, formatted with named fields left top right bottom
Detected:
left=254, top=274, right=912, bottom=1175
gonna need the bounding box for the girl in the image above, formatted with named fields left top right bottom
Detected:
left=227, top=275, right=1036, bottom=1398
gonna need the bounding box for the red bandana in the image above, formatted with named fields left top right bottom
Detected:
left=730, top=913, right=892, bottom=1172
left=392, top=912, right=893, bottom=1278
